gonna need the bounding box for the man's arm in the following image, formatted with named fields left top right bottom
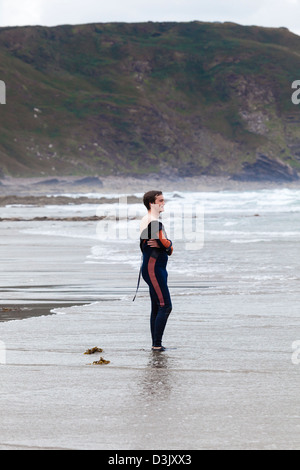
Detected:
left=147, top=221, right=173, bottom=255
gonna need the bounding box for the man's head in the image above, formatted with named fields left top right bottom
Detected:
left=143, top=190, right=165, bottom=213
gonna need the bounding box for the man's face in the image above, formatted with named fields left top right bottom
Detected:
left=154, top=194, right=165, bottom=212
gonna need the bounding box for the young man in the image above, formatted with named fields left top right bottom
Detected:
left=140, top=191, right=173, bottom=351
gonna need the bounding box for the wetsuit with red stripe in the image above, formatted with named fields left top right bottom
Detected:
left=140, top=220, right=173, bottom=348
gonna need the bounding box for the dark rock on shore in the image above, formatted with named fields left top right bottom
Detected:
left=0, top=194, right=140, bottom=206
left=71, top=177, right=103, bottom=187
left=33, top=178, right=64, bottom=186
left=32, top=176, right=103, bottom=187
left=232, top=155, right=299, bottom=182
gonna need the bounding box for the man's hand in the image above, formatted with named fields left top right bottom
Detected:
left=147, top=239, right=160, bottom=248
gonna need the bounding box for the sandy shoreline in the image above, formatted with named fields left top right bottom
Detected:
left=0, top=194, right=140, bottom=208
left=1, top=179, right=300, bottom=449
left=1, top=174, right=300, bottom=209
left=0, top=303, right=86, bottom=323
left=1, top=174, right=300, bottom=198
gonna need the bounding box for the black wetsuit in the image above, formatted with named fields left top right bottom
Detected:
left=140, top=220, right=173, bottom=348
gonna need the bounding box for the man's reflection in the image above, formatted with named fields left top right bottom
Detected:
left=139, top=352, right=173, bottom=399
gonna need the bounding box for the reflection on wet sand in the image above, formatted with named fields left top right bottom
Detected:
left=139, top=352, right=173, bottom=400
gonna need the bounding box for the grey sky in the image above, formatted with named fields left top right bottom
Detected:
left=0, top=0, right=300, bottom=36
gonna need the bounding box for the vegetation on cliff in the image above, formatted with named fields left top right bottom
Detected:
left=0, top=21, right=300, bottom=180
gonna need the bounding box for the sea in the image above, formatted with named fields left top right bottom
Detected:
left=3, top=187, right=299, bottom=299
left=0, top=187, right=300, bottom=449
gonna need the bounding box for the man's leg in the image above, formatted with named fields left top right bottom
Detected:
left=152, top=304, right=172, bottom=348
left=149, top=288, right=159, bottom=346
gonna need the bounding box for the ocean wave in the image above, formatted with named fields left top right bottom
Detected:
left=86, top=244, right=139, bottom=268
left=230, top=239, right=269, bottom=244
left=49, top=188, right=300, bottom=215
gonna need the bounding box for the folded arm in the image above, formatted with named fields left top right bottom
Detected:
left=147, top=226, right=173, bottom=256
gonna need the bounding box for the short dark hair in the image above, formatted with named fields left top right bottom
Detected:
left=143, top=190, right=162, bottom=210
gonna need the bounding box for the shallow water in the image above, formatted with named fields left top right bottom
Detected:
left=0, top=188, right=300, bottom=449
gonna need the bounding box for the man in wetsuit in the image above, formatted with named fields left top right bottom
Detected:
left=140, top=191, right=173, bottom=351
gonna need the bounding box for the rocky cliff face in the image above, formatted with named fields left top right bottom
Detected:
left=0, top=21, right=299, bottom=181
left=234, top=154, right=299, bottom=182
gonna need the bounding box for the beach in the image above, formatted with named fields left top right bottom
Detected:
left=1, top=179, right=300, bottom=449
left=2, top=174, right=300, bottom=196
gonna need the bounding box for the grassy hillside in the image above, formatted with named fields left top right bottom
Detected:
left=0, top=21, right=300, bottom=180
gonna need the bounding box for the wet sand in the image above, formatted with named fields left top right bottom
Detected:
left=1, top=186, right=300, bottom=449
left=0, top=303, right=83, bottom=322
left=1, top=290, right=300, bottom=450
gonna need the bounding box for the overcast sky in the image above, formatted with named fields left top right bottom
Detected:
left=1, top=0, right=300, bottom=36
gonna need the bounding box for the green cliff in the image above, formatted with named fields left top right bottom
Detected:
left=0, top=21, right=300, bottom=181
